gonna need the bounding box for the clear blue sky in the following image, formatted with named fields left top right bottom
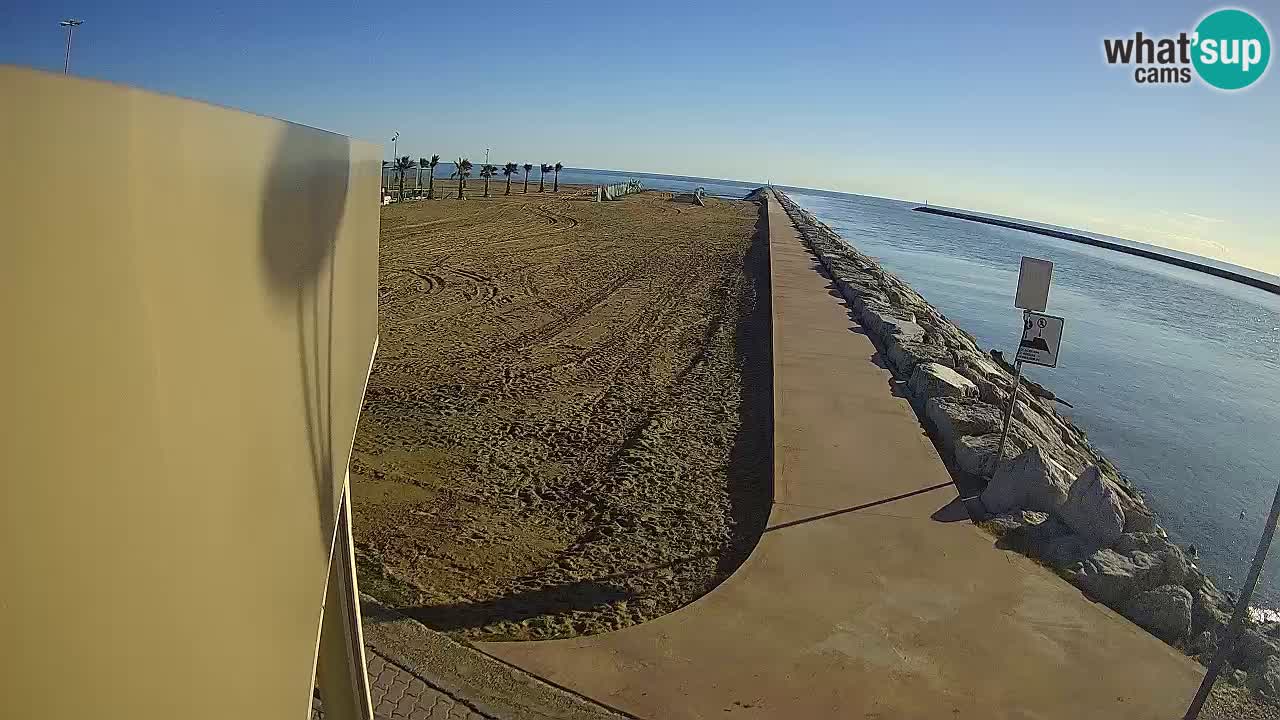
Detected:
left=4, top=1, right=1277, bottom=273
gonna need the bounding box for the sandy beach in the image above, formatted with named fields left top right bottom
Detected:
left=351, top=185, right=771, bottom=640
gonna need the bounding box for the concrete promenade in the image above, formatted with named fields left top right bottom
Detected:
left=478, top=191, right=1204, bottom=719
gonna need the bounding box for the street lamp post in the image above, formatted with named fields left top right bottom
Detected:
left=390, top=132, right=399, bottom=189
left=60, top=19, right=83, bottom=74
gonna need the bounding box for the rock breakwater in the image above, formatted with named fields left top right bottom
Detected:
left=768, top=188, right=1280, bottom=698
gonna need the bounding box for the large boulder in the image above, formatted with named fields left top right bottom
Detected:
left=860, top=307, right=915, bottom=339
left=955, top=432, right=1029, bottom=477
left=908, top=363, right=977, bottom=402
left=997, top=515, right=1095, bottom=569
left=1057, top=465, right=1125, bottom=547
left=1127, top=585, right=1192, bottom=643
left=980, top=446, right=1073, bottom=515
left=1067, top=548, right=1167, bottom=608
left=1157, top=548, right=1190, bottom=587
left=1248, top=655, right=1280, bottom=698
left=1067, top=548, right=1138, bottom=607
left=1123, top=506, right=1159, bottom=534
left=924, top=398, right=1003, bottom=452
left=887, top=340, right=954, bottom=378
left=970, top=373, right=1012, bottom=407
left=1114, top=531, right=1174, bottom=555
left=880, top=317, right=925, bottom=345
left=983, top=509, right=1049, bottom=535
left=1235, top=628, right=1280, bottom=672
left=1192, top=629, right=1218, bottom=658
left=1191, top=584, right=1234, bottom=637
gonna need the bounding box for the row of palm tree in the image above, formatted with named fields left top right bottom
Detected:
left=386, top=157, right=564, bottom=200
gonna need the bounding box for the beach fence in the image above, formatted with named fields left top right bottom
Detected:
left=595, top=178, right=643, bottom=201
left=2, top=66, right=380, bottom=720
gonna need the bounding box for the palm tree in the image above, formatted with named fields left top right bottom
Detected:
left=427, top=154, right=440, bottom=199
left=451, top=158, right=472, bottom=199
left=479, top=163, right=497, bottom=198
left=502, top=162, right=519, bottom=195
left=553, top=162, right=563, bottom=192
left=522, top=163, right=532, bottom=193
left=394, top=156, right=414, bottom=201
left=417, top=157, right=429, bottom=196
left=539, top=163, right=551, bottom=192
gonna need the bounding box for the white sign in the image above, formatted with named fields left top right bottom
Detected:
left=1016, top=311, right=1064, bottom=367
left=1015, top=257, right=1053, bottom=312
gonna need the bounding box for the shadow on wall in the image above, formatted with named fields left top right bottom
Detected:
left=258, top=122, right=352, bottom=543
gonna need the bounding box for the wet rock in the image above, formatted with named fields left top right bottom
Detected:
left=908, top=362, right=978, bottom=401
left=1058, top=465, right=1125, bottom=547
left=1127, top=585, right=1192, bottom=643
left=924, top=397, right=1003, bottom=452
left=980, top=445, right=1073, bottom=515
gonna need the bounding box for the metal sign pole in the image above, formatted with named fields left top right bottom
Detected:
left=991, top=358, right=1024, bottom=477
left=990, top=309, right=1031, bottom=477
left=1184, top=477, right=1280, bottom=719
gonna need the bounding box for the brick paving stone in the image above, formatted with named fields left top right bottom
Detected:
left=312, top=649, right=494, bottom=720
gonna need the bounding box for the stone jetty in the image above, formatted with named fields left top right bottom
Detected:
left=773, top=188, right=1280, bottom=698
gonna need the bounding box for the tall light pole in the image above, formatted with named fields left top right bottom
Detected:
left=389, top=132, right=399, bottom=189
left=60, top=19, right=83, bottom=74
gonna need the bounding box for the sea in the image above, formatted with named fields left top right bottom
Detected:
left=516, top=167, right=1280, bottom=613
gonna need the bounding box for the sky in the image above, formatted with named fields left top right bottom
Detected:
left=3, top=1, right=1277, bottom=273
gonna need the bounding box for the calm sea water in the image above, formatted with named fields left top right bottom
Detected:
left=505, top=167, right=1280, bottom=609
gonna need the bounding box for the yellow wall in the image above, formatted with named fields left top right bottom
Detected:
left=0, top=66, right=379, bottom=719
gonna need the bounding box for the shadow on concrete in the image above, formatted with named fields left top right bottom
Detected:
left=258, top=122, right=352, bottom=542
left=405, top=581, right=636, bottom=633
left=767, top=481, right=955, bottom=533
left=930, top=496, right=971, bottom=523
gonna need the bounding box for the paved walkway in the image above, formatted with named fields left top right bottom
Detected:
left=312, top=649, right=491, bottom=720
left=477, top=191, right=1204, bottom=719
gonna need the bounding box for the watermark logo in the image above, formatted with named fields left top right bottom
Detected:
left=1103, top=8, right=1270, bottom=90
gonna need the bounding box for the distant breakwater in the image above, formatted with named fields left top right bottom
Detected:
left=914, top=206, right=1280, bottom=296
left=765, top=187, right=1280, bottom=698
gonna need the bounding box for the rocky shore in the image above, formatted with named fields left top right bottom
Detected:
left=768, top=188, right=1280, bottom=701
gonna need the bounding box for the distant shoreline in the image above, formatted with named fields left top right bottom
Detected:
left=913, top=205, right=1280, bottom=295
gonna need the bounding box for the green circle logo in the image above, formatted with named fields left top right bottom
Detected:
left=1193, top=9, right=1271, bottom=90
